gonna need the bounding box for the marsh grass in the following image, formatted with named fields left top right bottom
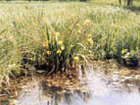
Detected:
left=0, top=0, right=140, bottom=86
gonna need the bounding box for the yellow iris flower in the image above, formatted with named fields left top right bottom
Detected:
left=46, top=50, right=51, bottom=55
left=56, top=50, right=62, bottom=54
left=121, top=49, right=128, bottom=54
left=83, top=19, right=91, bottom=25
left=42, top=41, right=48, bottom=47
left=61, top=45, right=65, bottom=50
left=73, top=56, right=79, bottom=62
left=88, top=38, right=93, bottom=44
left=58, top=41, right=63, bottom=46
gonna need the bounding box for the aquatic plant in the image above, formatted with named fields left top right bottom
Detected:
left=31, top=18, right=93, bottom=74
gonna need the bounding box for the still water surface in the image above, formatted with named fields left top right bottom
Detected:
left=12, top=68, right=140, bottom=105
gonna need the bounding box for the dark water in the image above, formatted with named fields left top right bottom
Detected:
left=10, top=68, right=140, bottom=105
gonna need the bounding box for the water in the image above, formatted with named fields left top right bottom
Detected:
left=11, top=67, right=140, bottom=105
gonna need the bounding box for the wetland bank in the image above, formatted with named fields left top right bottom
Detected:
left=0, top=0, right=140, bottom=105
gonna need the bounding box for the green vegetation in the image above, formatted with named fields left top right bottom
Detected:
left=0, top=0, right=140, bottom=87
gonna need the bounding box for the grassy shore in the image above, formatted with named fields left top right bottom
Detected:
left=0, top=0, right=140, bottom=88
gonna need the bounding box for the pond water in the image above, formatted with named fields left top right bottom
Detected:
left=11, top=67, right=140, bottom=105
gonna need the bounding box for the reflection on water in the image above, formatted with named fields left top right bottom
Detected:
left=12, top=68, right=140, bottom=105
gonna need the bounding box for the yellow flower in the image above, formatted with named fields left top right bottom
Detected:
left=73, top=56, right=79, bottom=62
left=46, top=50, right=51, bottom=55
left=56, top=50, right=62, bottom=54
left=42, top=41, right=48, bottom=47
left=88, top=34, right=92, bottom=38
left=83, top=19, right=91, bottom=25
left=78, top=30, right=82, bottom=34
left=76, top=23, right=81, bottom=27
left=121, top=49, right=128, bottom=54
left=88, top=38, right=93, bottom=44
left=61, top=45, right=65, bottom=50
left=55, top=32, right=60, bottom=37
left=58, top=41, right=63, bottom=46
